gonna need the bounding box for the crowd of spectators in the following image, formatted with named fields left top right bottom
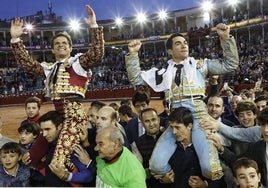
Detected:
left=0, top=0, right=267, bottom=47
left=0, top=28, right=268, bottom=97
left=0, top=14, right=268, bottom=97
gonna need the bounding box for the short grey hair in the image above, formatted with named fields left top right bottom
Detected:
left=110, top=126, right=124, bottom=146
left=99, top=126, right=124, bottom=146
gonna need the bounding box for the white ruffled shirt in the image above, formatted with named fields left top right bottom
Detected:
left=140, top=57, right=198, bottom=92
left=41, top=53, right=88, bottom=97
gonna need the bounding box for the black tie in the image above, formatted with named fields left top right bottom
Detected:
left=155, top=70, right=163, bottom=85
left=50, top=62, right=63, bottom=85
left=174, top=64, right=183, bottom=86
left=155, top=63, right=169, bottom=85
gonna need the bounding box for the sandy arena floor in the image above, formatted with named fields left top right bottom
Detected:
left=0, top=100, right=162, bottom=142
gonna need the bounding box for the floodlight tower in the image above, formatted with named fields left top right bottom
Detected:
left=158, top=10, right=167, bottom=35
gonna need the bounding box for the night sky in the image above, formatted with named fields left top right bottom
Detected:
left=0, top=0, right=200, bottom=21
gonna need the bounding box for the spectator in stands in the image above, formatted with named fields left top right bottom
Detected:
left=235, top=101, right=258, bottom=128
left=254, top=95, right=268, bottom=113
left=10, top=4, right=104, bottom=172
left=18, top=122, right=41, bottom=153
left=109, top=102, right=120, bottom=111
left=120, top=99, right=132, bottom=106
left=33, top=111, right=95, bottom=186
left=225, top=101, right=258, bottom=156
left=94, top=126, right=146, bottom=187
left=20, top=96, right=42, bottom=127
left=220, top=86, right=237, bottom=118
left=108, top=102, right=120, bottom=123
left=17, top=122, right=44, bottom=186
left=96, top=106, right=130, bottom=150
left=124, top=91, right=150, bottom=144
left=74, top=123, right=98, bottom=187
left=87, top=100, right=106, bottom=128
left=201, top=107, right=268, bottom=187
left=131, top=108, right=169, bottom=188
left=239, top=89, right=254, bottom=102
left=124, top=91, right=166, bottom=144
left=203, top=75, right=221, bottom=104
left=223, top=95, right=242, bottom=125
left=96, top=106, right=124, bottom=132
left=207, top=96, right=235, bottom=127
left=0, top=142, right=30, bottom=187
left=261, top=86, right=268, bottom=96
left=232, top=157, right=261, bottom=188
left=118, top=104, right=133, bottom=128
left=206, top=100, right=258, bottom=155
left=0, top=116, right=15, bottom=148
left=120, top=99, right=138, bottom=118
left=20, top=97, right=48, bottom=172
left=125, top=23, right=239, bottom=180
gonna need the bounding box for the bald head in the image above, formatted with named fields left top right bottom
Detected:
left=207, top=96, right=225, bottom=119
left=96, top=106, right=118, bottom=130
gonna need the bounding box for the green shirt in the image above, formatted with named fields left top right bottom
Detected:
left=96, top=147, right=146, bottom=188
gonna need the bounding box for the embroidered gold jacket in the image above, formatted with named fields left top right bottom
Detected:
left=11, top=27, right=104, bottom=99
left=125, top=36, right=239, bottom=105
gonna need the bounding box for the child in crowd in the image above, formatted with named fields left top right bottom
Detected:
left=232, top=157, right=261, bottom=188
left=18, top=122, right=45, bottom=186
left=0, top=142, right=30, bottom=187
left=18, top=122, right=41, bottom=152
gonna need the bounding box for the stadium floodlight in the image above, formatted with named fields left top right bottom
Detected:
left=25, top=23, right=34, bottom=52
left=69, top=19, right=81, bottom=31
left=158, top=10, right=167, bottom=20
left=115, top=17, right=123, bottom=26
left=25, top=23, right=33, bottom=31
left=136, top=12, right=147, bottom=24
left=201, top=1, right=214, bottom=25
left=202, top=1, right=213, bottom=12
